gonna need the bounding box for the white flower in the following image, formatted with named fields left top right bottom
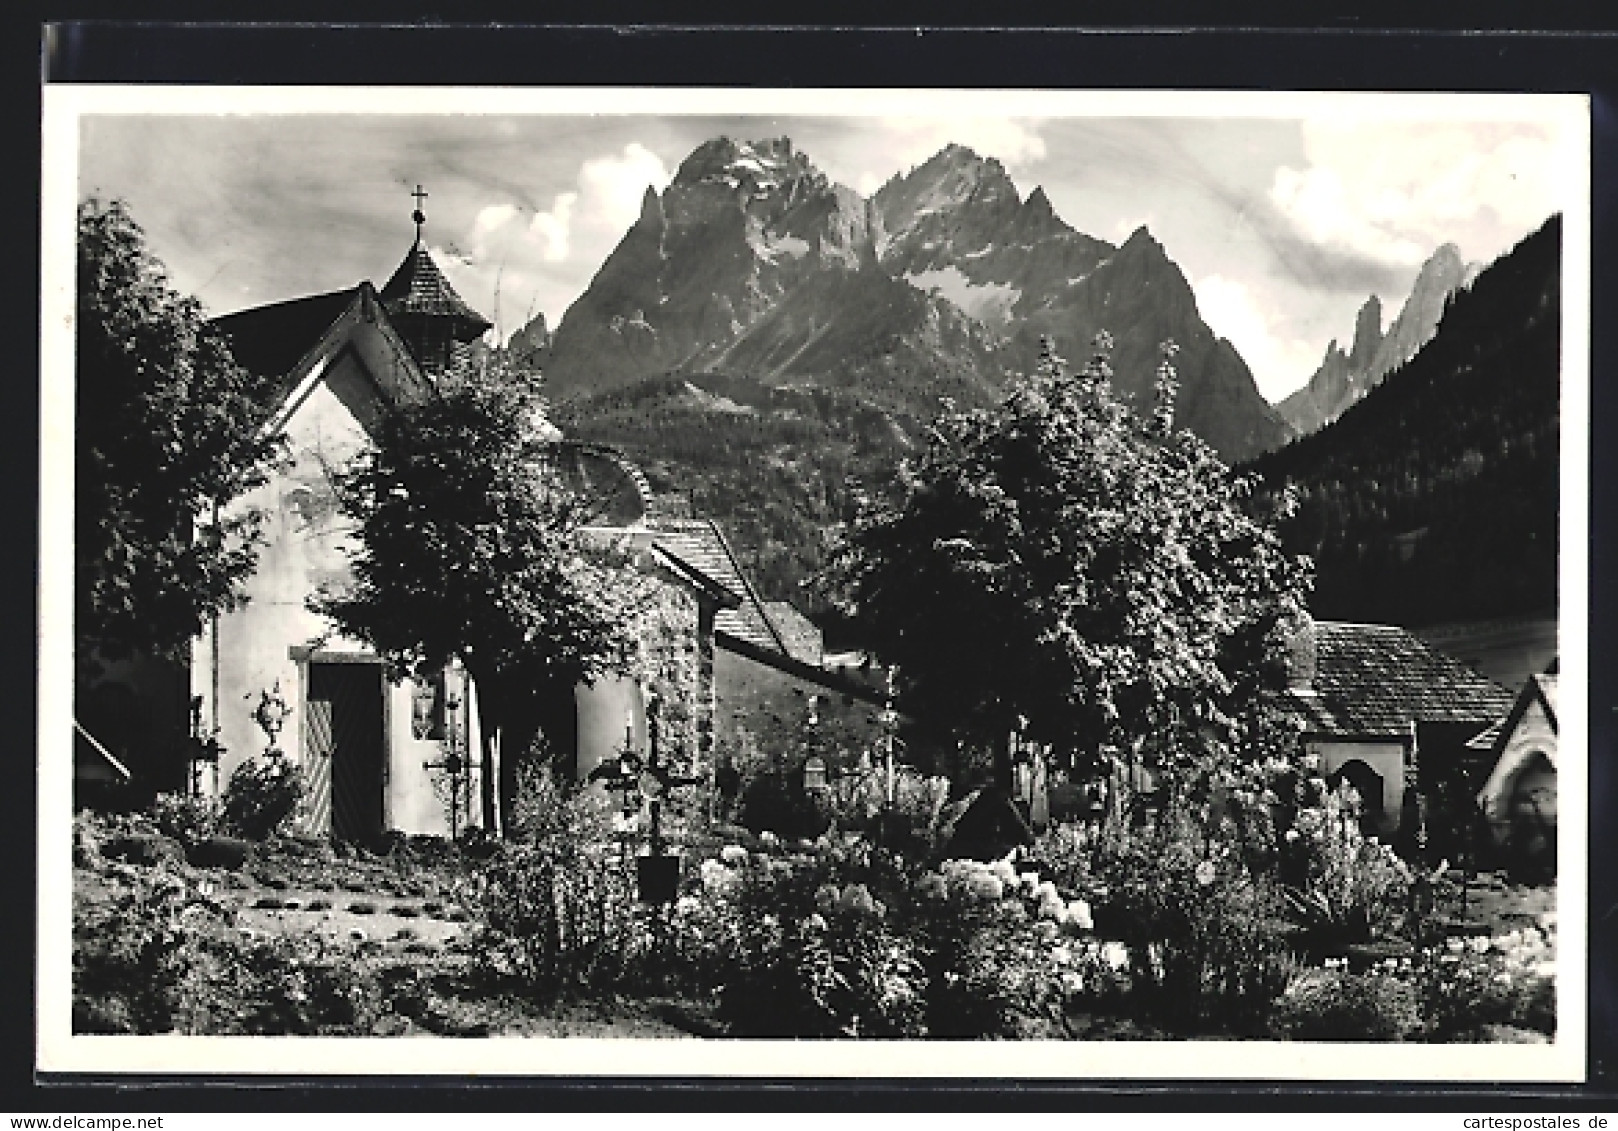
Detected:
left=1066, top=899, right=1094, bottom=931
left=759, top=831, right=780, bottom=848
left=720, top=844, right=748, bottom=866
left=700, top=858, right=731, bottom=892
left=1059, top=971, right=1084, bottom=996
left=1101, top=941, right=1129, bottom=971
left=1194, top=860, right=1217, bottom=887
left=968, top=874, right=1004, bottom=902
left=1050, top=945, right=1073, bottom=966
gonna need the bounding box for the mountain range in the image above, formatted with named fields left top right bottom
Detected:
left=510, top=134, right=1552, bottom=635
left=535, top=137, right=1292, bottom=463
left=1276, top=243, right=1477, bottom=436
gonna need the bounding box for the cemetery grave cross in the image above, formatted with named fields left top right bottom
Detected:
left=588, top=691, right=702, bottom=903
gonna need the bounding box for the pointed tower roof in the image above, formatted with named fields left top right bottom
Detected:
left=379, top=241, right=492, bottom=343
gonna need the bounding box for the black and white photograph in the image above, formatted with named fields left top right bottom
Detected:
left=37, top=84, right=1589, bottom=1080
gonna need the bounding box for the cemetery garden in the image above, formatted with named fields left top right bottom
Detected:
left=71, top=754, right=1557, bottom=1042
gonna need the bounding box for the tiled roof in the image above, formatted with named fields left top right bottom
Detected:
left=764, top=601, right=823, bottom=666
left=642, top=516, right=790, bottom=655
left=379, top=242, right=492, bottom=339
left=1291, top=621, right=1516, bottom=737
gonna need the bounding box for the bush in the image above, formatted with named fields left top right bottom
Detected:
left=1091, top=803, right=1295, bottom=1035
left=1269, top=969, right=1421, bottom=1041
left=152, top=793, right=220, bottom=847
left=692, top=841, right=926, bottom=1037
left=673, top=836, right=1109, bottom=1038
left=222, top=755, right=305, bottom=841
left=822, top=768, right=951, bottom=858
left=1412, top=923, right=1557, bottom=1041
left=1280, top=782, right=1413, bottom=952
left=469, top=766, right=645, bottom=997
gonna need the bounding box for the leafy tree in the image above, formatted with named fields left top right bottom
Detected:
left=75, top=198, right=284, bottom=662
left=829, top=336, right=1311, bottom=796
left=313, top=363, right=638, bottom=832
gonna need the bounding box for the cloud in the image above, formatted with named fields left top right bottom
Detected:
left=828, top=117, right=1048, bottom=199
left=428, top=142, right=673, bottom=338
left=580, top=143, right=670, bottom=230
left=1269, top=120, right=1566, bottom=271
left=528, top=193, right=576, bottom=262
left=1192, top=273, right=1322, bottom=403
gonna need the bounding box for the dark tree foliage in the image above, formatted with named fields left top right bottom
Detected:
left=1246, top=215, right=1560, bottom=628
left=828, top=336, right=1311, bottom=788
left=313, top=365, right=635, bottom=832
left=75, top=198, right=284, bottom=663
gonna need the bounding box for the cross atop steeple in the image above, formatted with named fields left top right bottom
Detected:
left=411, top=184, right=429, bottom=242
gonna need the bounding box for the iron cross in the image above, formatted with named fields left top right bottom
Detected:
left=411, top=184, right=429, bottom=239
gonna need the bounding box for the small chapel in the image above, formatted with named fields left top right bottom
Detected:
left=76, top=190, right=883, bottom=842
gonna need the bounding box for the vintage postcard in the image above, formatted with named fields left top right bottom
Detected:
left=38, top=85, right=1590, bottom=1081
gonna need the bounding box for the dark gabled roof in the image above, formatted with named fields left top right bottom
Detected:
left=210, top=285, right=362, bottom=398
left=380, top=241, right=492, bottom=340
left=1290, top=621, right=1516, bottom=738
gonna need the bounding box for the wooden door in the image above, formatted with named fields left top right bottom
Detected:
left=305, top=663, right=386, bottom=842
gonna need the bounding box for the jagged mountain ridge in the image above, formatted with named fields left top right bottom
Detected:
left=1278, top=244, right=1473, bottom=436
left=1248, top=215, right=1560, bottom=627
left=539, top=136, right=1291, bottom=462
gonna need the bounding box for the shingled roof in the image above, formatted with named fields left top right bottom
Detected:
left=379, top=242, right=492, bottom=340
left=642, top=516, right=791, bottom=656
left=1289, top=620, right=1516, bottom=738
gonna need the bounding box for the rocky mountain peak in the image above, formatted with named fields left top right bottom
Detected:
left=1348, top=295, right=1384, bottom=371
left=671, top=135, right=822, bottom=200
left=1120, top=224, right=1162, bottom=253
left=1278, top=241, right=1471, bottom=437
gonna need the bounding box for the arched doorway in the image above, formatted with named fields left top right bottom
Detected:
left=1328, top=758, right=1385, bottom=831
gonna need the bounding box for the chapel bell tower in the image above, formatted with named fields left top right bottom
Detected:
left=378, top=185, right=493, bottom=379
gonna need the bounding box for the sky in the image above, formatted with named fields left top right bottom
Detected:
left=73, top=96, right=1580, bottom=403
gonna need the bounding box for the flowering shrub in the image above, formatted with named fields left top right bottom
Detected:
left=911, top=856, right=1113, bottom=1037
left=1412, top=916, right=1557, bottom=1041
left=1090, top=804, right=1294, bottom=1035
left=470, top=770, right=646, bottom=997
left=670, top=833, right=1116, bottom=1038
left=222, top=755, right=306, bottom=841
left=1280, top=782, right=1413, bottom=951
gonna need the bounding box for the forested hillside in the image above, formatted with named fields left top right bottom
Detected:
left=1247, top=215, right=1560, bottom=627
left=553, top=372, right=914, bottom=627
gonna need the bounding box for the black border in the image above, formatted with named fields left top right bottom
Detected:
left=22, top=19, right=1618, bottom=1111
